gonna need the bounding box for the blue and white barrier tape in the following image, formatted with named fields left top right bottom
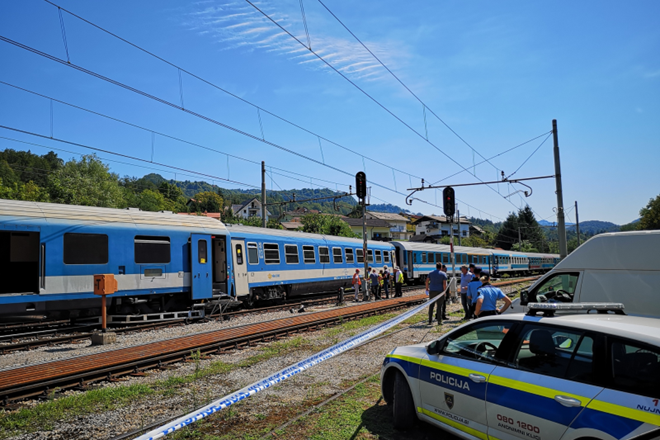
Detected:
left=135, top=291, right=445, bottom=440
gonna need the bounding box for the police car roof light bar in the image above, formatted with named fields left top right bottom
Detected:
left=526, top=302, right=626, bottom=317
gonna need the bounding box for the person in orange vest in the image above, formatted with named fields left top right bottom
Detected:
left=352, top=269, right=362, bottom=302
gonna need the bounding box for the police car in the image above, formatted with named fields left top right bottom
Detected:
left=380, top=303, right=660, bottom=440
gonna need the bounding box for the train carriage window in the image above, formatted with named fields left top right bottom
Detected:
left=247, top=242, right=259, bottom=265
left=303, top=245, right=316, bottom=264
left=319, top=247, right=330, bottom=264
left=264, top=243, right=280, bottom=265
left=332, top=247, right=343, bottom=264
left=134, top=236, right=170, bottom=264
left=442, top=253, right=449, bottom=264
left=198, top=240, right=208, bottom=264
left=64, top=233, right=108, bottom=265
left=367, top=249, right=374, bottom=263
left=376, top=250, right=382, bottom=264
left=435, top=253, right=442, bottom=263
left=356, top=249, right=364, bottom=263
left=384, top=251, right=390, bottom=263
left=234, top=243, right=243, bottom=265
left=285, top=245, right=299, bottom=264
left=421, top=252, right=426, bottom=264
left=345, top=248, right=354, bottom=264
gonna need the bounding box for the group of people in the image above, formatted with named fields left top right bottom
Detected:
left=426, top=263, right=512, bottom=325
left=351, top=266, right=404, bottom=301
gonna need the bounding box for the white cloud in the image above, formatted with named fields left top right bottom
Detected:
left=184, top=0, right=406, bottom=83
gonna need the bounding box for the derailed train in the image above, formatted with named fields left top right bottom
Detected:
left=0, top=200, right=558, bottom=321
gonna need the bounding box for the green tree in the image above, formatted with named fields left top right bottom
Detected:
left=639, top=195, right=660, bottom=230
left=512, top=240, right=537, bottom=253
left=48, top=155, right=125, bottom=208
left=300, top=213, right=358, bottom=238
left=136, top=189, right=168, bottom=212
left=191, top=191, right=223, bottom=213
left=495, top=213, right=519, bottom=250
left=159, top=182, right=184, bottom=201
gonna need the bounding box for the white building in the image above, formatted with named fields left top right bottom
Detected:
left=365, top=211, right=412, bottom=240
left=412, top=215, right=470, bottom=239
left=231, top=198, right=271, bottom=220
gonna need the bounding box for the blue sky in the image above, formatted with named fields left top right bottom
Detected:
left=0, top=0, right=658, bottom=225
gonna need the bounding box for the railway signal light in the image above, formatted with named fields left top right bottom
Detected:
left=355, top=172, right=367, bottom=200
left=443, top=186, right=455, bottom=217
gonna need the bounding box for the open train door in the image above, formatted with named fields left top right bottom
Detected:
left=407, top=250, right=414, bottom=280
left=190, top=234, right=212, bottom=300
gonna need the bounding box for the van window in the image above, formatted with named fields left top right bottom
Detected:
left=135, top=236, right=170, bottom=264
left=264, top=243, right=280, bottom=264
left=303, top=245, right=316, bottom=264
left=63, top=233, right=108, bottom=265
left=345, top=248, right=354, bottom=264
left=247, top=242, right=259, bottom=265
left=530, top=273, right=580, bottom=303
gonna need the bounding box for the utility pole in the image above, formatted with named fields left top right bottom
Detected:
left=457, top=207, right=462, bottom=246
left=575, top=201, right=581, bottom=247
left=261, top=161, right=267, bottom=228
left=552, top=119, right=568, bottom=259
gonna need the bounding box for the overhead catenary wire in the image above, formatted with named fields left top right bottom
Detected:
left=3, top=9, right=532, bottom=221
left=317, top=0, right=500, bottom=174
left=39, top=0, right=427, bottom=187
left=243, top=1, right=551, bottom=219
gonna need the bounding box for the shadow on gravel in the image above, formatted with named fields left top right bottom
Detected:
left=357, top=397, right=458, bottom=440
left=44, top=347, right=78, bottom=353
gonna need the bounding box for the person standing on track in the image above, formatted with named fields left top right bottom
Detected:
left=425, top=263, right=448, bottom=325
left=467, top=267, right=482, bottom=319
left=352, top=269, right=361, bottom=302
left=393, top=266, right=404, bottom=297
left=459, top=265, right=472, bottom=320
left=474, top=273, right=512, bottom=318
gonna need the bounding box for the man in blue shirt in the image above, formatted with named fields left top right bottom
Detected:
left=475, top=273, right=512, bottom=317
left=425, top=263, right=448, bottom=325
left=467, top=267, right=483, bottom=319
left=459, top=265, right=473, bottom=320
left=369, top=269, right=379, bottom=301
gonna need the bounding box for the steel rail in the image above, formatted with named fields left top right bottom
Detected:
left=0, top=295, right=427, bottom=405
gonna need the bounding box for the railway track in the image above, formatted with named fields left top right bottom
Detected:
left=0, top=277, right=538, bottom=353
left=0, top=294, right=427, bottom=405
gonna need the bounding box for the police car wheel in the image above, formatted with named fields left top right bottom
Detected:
left=392, top=371, right=416, bottom=430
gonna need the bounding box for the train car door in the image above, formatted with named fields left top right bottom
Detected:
left=231, top=239, right=249, bottom=296
left=190, top=234, right=212, bottom=300
left=0, top=226, right=41, bottom=295
left=212, top=236, right=228, bottom=294
left=407, top=251, right=414, bottom=278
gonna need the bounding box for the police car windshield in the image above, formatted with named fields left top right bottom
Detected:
left=444, top=322, right=513, bottom=363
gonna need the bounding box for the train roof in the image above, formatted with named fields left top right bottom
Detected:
left=0, top=200, right=228, bottom=233
left=225, top=224, right=394, bottom=247
left=391, top=241, right=491, bottom=255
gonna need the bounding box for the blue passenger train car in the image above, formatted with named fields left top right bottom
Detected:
left=391, top=242, right=491, bottom=283
left=225, top=225, right=395, bottom=305
left=0, top=200, right=234, bottom=320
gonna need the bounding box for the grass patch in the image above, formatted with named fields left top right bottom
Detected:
left=0, top=384, right=154, bottom=436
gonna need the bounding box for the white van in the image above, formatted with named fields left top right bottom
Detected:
left=514, top=230, right=660, bottom=318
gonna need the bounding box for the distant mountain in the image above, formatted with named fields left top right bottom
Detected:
left=368, top=203, right=413, bottom=214
left=567, top=220, right=619, bottom=235
left=539, top=220, right=575, bottom=227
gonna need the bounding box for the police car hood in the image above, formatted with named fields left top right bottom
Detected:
left=391, top=342, right=429, bottom=359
